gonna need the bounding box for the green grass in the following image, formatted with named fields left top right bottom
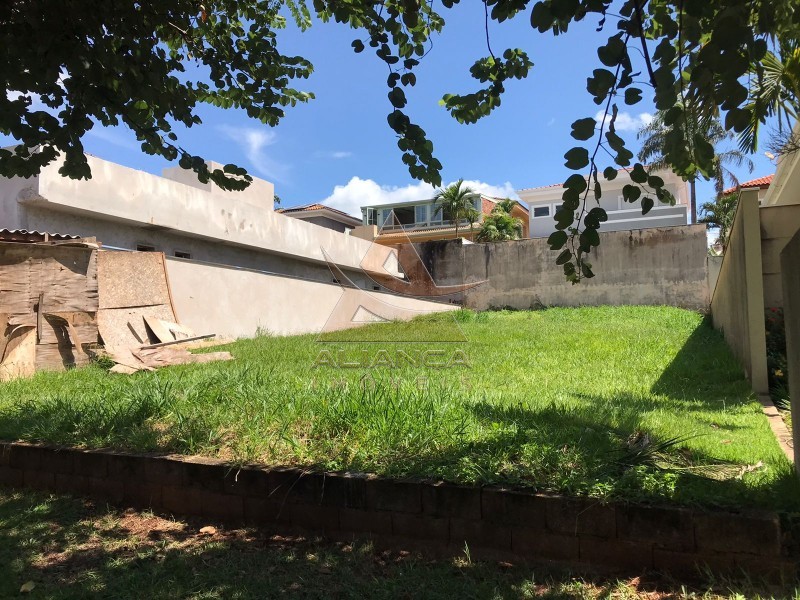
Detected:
left=0, top=306, right=796, bottom=511
left=1, top=488, right=797, bottom=599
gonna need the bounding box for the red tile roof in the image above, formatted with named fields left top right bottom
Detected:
left=722, top=174, right=773, bottom=195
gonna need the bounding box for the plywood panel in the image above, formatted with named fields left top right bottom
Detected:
left=0, top=253, right=31, bottom=315
left=97, top=304, right=176, bottom=348
left=38, top=312, right=98, bottom=347
left=98, top=251, right=172, bottom=309
left=0, top=243, right=98, bottom=316
left=0, top=326, right=36, bottom=380
left=35, top=342, right=91, bottom=371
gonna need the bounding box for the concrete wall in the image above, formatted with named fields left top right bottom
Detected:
left=420, top=224, right=709, bottom=311
left=760, top=204, right=800, bottom=308
left=710, top=191, right=769, bottom=394
left=1, top=154, right=397, bottom=279
left=19, top=206, right=365, bottom=286
left=780, top=229, right=800, bottom=469
left=707, top=255, right=722, bottom=299
left=165, top=257, right=455, bottom=339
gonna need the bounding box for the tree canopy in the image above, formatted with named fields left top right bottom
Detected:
left=2, top=1, right=799, bottom=279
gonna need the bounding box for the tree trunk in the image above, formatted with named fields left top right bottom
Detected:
left=690, top=179, right=697, bottom=224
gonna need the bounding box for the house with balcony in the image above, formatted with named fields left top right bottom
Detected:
left=352, top=194, right=529, bottom=245
left=518, top=168, right=690, bottom=238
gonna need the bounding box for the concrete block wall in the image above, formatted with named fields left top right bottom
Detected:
left=417, top=224, right=709, bottom=311
left=0, top=441, right=794, bottom=579
left=710, top=191, right=770, bottom=395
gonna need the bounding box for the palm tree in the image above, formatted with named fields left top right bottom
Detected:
left=476, top=200, right=523, bottom=242
left=638, top=112, right=754, bottom=223
left=432, top=179, right=479, bottom=238
left=699, top=192, right=739, bottom=252
left=739, top=42, right=800, bottom=154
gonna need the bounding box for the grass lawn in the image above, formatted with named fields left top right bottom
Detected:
left=1, top=488, right=797, bottom=599
left=0, top=306, right=796, bottom=511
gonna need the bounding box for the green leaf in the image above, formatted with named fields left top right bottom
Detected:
left=388, top=87, right=407, bottom=108
left=623, top=87, right=642, bottom=105
left=597, top=35, right=626, bottom=67
left=564, top=173, right=588, bottom=192
left=641, top=196, right=654, bottom=215
left=622, top=184, right=641, bottom=202
left=556, top=249, right=572, bottom=265
left=603, top=167, right=617, bottom=181
left=630, top=163, right=648, bottom=184
left=547, top=230, right=568, bottom=250
left=564, top=147, right=589, bottom=169
left=570, top=118, right=596, bottom=141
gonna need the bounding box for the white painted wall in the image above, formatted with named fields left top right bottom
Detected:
left=2, top=153, right=397, bottom=276
left=165, top=257, right=456, bottom=339
left=519, top=169, right=690, bottom=238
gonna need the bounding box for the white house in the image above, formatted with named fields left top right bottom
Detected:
left=518, top=168, right=690, bottom=238
left=0, top=152, right=399, bottom=287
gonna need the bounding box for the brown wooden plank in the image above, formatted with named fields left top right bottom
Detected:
left=34, top=342, right=91, bottom=372
left=38, top=312, right=98, bottom=346
left=0, top=326, right=36, bottom=380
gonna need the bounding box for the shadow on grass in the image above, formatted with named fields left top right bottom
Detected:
left=463, top=397, right=800, bottom=512
left=1, top=488, right=796, bottom=600
left=651, top=317, right=754, bottom=402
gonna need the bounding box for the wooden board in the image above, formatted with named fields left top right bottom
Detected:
left=133, top=347, right=233, bottom=369
left=97, top=304, right=176, bottom=348
left=0, top=326, right=36, bottom=381
left=143, top=315, right=175, bottom=343
left=34, top=342, right=91, bottom=372
left=38, top=312, right=98, bottom=346
left=0, top=243, right=99, bottom=317
left=0, top=252, right=32, bottom=315
left=98, top=251, right=173, bottom=310
left=34, top=247, right=99, bottom=313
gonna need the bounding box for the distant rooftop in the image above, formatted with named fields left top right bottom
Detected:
left=277, top=203, right=359, bottom=220
left=722, top=174, right=774, bottom=195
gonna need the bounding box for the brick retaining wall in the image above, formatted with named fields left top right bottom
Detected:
left=0, top=441, right=795, bottom=579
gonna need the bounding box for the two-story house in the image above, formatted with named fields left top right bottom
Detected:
left=518, top=168, right=690, bottom=238
left=353, top=194, right=529, bottom=245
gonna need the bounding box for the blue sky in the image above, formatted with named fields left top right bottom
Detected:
left=3, top=4, right=777, bottom=218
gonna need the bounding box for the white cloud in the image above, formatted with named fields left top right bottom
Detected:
left=594, top=110, right=653, bottom=132
left=87, top=126, right=138, bottom=150
left=321, top=177, right=519, bottom=217
left=217, top=125, right=288, bottom=182
left=313, top=150, right=353, bottom=160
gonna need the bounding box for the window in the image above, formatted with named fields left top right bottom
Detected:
left=136, top=244, right=156, bottom=252
left=364, top=207, right=378, bottom=226
left=174, top=250, right=191, bottom=259
left=533, top=206, right=550, bottom=218
left=415, top=204, right=427, bottom=224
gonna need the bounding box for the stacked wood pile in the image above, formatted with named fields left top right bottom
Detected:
left=0, top=240, right=230, bottom=380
